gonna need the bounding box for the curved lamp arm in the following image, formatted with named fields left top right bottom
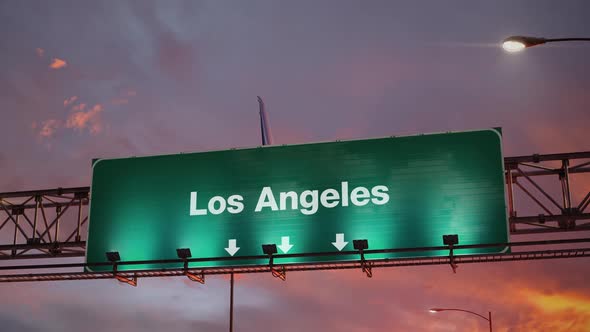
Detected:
left=502, top=35, right=590, bottom=52
left=429, top=308, right=489, bottom=321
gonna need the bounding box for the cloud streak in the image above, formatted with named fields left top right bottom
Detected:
left=64, top=96, right=78, bottom=106
left=49, top=58, right=67, bottom=69
left=71, top=103, right=87, bottom=112
left=37, top=119, right=61, bottom=138
left=66, top=104, right=104, bottom=134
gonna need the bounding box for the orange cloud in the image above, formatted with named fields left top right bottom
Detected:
left=505, top=288, right=590, bottom=331
left=64, top=96, right=78, bottom=106
left=50, top=58, right=67, bottom=69
left=522, top=288, right=590, bottom=313
left=66, top=104, right=104, bottom=134
left=35, top=48, right=45, bottom=57
left=249, top=261, right=590, bottom=332
left=38, top=119, right=61, bottom=138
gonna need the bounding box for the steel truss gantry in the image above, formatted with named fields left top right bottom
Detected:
left=0, top=151, right=588, bottom=283
left=505, top=151, right=590, bottom=234
left=0, top=187, right=88, bottom=261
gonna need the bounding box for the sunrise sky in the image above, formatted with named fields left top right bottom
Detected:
left=1, top=1, right=589, bottom=331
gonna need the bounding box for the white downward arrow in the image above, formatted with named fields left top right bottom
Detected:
left=332, top=233, right=348, bottom=251
left=225, top=239, right=240, bottom=256
left=277, top=236, right=293, bottom=253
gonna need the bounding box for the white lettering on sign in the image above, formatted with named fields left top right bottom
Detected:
left=190, top=192, right=244, bottom=216
left=189, top=182, right=390, bottom=217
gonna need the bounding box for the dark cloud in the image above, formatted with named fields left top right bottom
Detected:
left=0, top=314, right=39, bottom=332
left=0, top=298, right=228, bottom=332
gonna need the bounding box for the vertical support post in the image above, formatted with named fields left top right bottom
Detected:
left=229, top=272, right=234, bottom=332
left=488, top=311, right=493, bottom=332
left=359, top=248, right=373, bottom=278
left=443, top=234, right=459, bottom=273
left=560, top=159, right=575, bottom=229
left=12, top=214, right=19, bottom=256
left=32, top=195, right=40, bottom=242
left=561, top=159, right=572, bottom=210
left=448, top=243, right=457, bottom=273
left=505, top=168, right=516, bottom=232
left=54, top=205, right=61, bottom=243
left=76, top=198, right=82, bottom=242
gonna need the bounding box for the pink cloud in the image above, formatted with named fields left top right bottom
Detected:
left=157, top=32, right=195, bottom=81
left=89, top=122, right=103, bottom=135
left=63, top=96, right=78, bottom=106
left=35, top=48, right=45, bottom=57
left=110, top=88, right=137, bottom=106
left=524, top=120, right=590, bottom=203
left=111, top=98, right=129, bottom=105
left=50, top=58, right=67, bottom=69
left=37, top=119, right=61, bottom=138
left=66, top=104, right=104, bottom=134
left=71, top=103, right=87, bottom=111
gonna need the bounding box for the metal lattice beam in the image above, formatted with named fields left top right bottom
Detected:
left=0, top=187, right=88, bottom=260
left=506, top=151, right=590, bottom=234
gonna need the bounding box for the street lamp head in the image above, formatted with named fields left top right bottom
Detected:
left=429, top=308, right=442, bottom=313
left=502, top=40, right=526, bottom=53
left=502, top=35, right=547, bottom=52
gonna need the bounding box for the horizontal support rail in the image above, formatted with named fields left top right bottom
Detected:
left=0, top=187, right=89, bottom=199
left=509, top=167, right=590, bottom=178
left=0, top=241, right=86, bottom=252
left=511, top=214, right=590, bottom=224
left=1, top=247, right=589, bottom=283
left=504, top=151, right=590, bottom=164
left=7, top=201, right=89, bottom=210
left=0, top=238, right=587, bottom=272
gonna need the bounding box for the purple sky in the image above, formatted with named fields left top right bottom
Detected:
left=1, top=1, right=590, bottom=331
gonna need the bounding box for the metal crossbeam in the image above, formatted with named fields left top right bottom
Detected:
left=0, top=151, right=588, bottom=282
left=1, top=246, right=589, bottom=283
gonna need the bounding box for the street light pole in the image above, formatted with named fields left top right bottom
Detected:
left=502, top=35, right=590, bottom=52
left=429, top=308, right=493, bottom=332
left=229, top=273, right=234, bottom=332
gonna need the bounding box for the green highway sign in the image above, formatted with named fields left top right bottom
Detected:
left=86, top=129, right=508, bottom=271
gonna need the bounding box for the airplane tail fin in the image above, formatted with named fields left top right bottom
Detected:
left=258, top=96, right=274, bottom=146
